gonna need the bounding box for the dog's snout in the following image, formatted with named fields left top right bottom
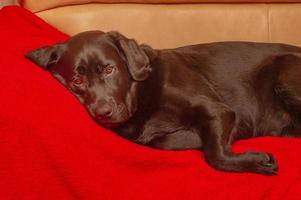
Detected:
left=94, top=104, right=113, bottom=119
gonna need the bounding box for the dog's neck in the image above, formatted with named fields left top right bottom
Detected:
left=114, top=53, right=163, bottom=140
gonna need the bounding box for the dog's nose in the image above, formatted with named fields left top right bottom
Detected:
left=94, top=104, right=113, bottom=119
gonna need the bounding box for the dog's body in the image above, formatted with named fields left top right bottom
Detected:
left=26, top=31, right=301, bottom=175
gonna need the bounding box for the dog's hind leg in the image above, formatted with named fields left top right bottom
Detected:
left=274, top=55, right=301, bottom=137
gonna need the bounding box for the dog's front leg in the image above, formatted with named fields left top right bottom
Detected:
left=199, top=106, right=278, bottom=175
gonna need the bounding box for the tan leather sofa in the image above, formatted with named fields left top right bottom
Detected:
left=21, top=0, right=301, bottom=49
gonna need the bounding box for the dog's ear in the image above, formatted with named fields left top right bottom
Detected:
left=25, top=43, right=66, bottom=70
left=107, top=31, right=152, bottom=81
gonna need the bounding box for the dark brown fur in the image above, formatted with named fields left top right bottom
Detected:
left=26, top=31, right=301, bottom=175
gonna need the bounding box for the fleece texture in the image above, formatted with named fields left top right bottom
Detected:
left=1, top=6, right=301, bottom=200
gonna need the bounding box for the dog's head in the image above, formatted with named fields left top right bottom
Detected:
left=26, top=31, right=154, bottom=128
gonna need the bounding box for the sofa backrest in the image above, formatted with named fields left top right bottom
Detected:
left=20, top=0, right=301, bottom=48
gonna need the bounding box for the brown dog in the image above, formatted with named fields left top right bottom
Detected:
left=26, top=31, right=301, bottom=175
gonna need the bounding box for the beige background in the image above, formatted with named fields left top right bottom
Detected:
left=0, top=0, right=18, bottom=8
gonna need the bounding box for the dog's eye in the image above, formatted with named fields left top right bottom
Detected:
left=77, top=66, right=86, bottom=75
left=104, top=65, right=114, bottom=75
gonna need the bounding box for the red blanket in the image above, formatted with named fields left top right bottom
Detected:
left=1, top=6, right=301, bottom=200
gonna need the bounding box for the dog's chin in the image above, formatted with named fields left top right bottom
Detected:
left=98, top=118, right=129, bottom=129
left=100, top=122, right=122, bottom=129
left=95, top=114, right=131, bottom=129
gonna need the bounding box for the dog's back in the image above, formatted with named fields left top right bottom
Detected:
left=154, top=42, right=301, bottom=140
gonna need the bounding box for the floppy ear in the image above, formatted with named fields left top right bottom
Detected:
left=25, top=43, right=65, bottom=70
left=108, top=31, right=152, bottom=81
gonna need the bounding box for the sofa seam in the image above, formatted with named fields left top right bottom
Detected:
left=266, top=4, right=271, bottom=42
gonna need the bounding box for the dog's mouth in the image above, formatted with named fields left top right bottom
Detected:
left=93, top=103, right=132, bottom=128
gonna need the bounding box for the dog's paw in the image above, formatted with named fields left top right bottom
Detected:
left=245, top=151, right=278, bottom=175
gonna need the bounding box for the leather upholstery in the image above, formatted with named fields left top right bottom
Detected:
left=269, top=5, right=301, bottom=46
left=35, top=3, right=301, bottom=48
left=21, top=0, right=301, bottom=12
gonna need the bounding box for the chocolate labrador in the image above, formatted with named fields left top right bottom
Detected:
left=25, top=31, right=301, bottom=175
